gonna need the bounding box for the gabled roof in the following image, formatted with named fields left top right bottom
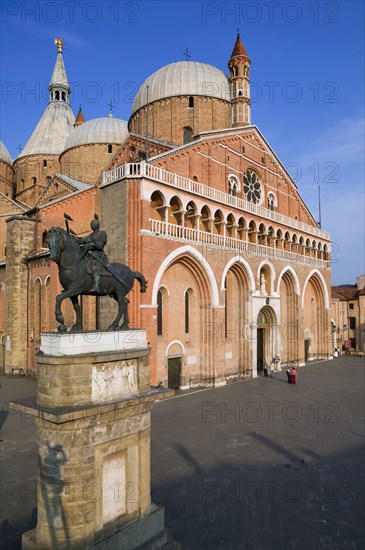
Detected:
left=35, top=173, right=90, bottom=206
left=148, top=125, right=323, bottom=232
left=55, top=173, right=89, bottom=191
left=0, top=192, right=27, bottom=216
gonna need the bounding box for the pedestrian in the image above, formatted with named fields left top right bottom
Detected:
left=273, top=354, right=280, bottom=371
left=290, top=366, right=297, bottom=384
left=263, top=363, right=268, bottom=377
left=333, top=348, right=339, bottom=358
left=286, top=368, right=291, bottom=383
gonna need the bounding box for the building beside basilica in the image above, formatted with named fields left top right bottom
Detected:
left=0, top=35, right=333, bottom=386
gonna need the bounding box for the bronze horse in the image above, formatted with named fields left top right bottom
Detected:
left=46, top=227, right=147, bottom=332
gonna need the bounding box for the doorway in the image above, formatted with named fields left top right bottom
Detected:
left=304, top=339, right=310, bottom=362
left=168, top=357, right=181, bottom=389
left=257, top=328, right=264, bottom=372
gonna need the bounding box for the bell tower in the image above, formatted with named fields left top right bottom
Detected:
left=228, top=33, right=251, bottom=127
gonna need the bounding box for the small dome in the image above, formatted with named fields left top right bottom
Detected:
left=0, top=140, right=12, bottom=164
left=132, top=61, right=231, bottom=115
left=63, top=117, right=129, bottom=152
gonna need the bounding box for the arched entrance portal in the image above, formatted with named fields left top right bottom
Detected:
left=166, top=341, right=184, bottom=389
left=257, top=306, right=277, bottom=373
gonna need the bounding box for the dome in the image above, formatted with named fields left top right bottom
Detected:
left=18, top=102, right=75, bottom=158
left=0, top=140, right=12, bottom=164
left=131, top=62, right=231, bottom=115
left=63, top=117, right=129, bottom=152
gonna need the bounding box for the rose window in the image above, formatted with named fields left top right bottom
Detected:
left=244, top=170, right=262, bottom=204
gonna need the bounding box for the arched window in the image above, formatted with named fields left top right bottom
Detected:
left=108, top=145, right=113, bottom=154
left=62, top=92, right=66, bottom=101
left=189, top=97, right=194, bottom=108
left=55, top=91, right=60, bottom=100
left=185, top=290, right=190, bottom=334
left=32, top=177, right=37, bottom=185
left=34, top=279, right=42, bottom=342
left=43, top=160, right=47, bottom=168
left=42, top=230, right=48, bottom=248
left=157, top=290, right=163, bottom=335
left=228, top=175, right=240, bottom=196
left=267, top=192, right=277, bottom=212
left=183, top=127, right=193, bottom=144
left=232, top=67, right=238, bottom=78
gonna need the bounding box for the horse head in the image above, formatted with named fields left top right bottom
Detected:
left=46, top=227, right=71, bottom=263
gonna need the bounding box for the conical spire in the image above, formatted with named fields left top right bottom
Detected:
left=74, top=106, right=85, bottom=128
left=18, top=40, right=75, bottom=158
left=228, top=32, right=251, bottom=127
left=49, top=38, right=70, bottom=103
left=231, top=33, right=247, bottom=58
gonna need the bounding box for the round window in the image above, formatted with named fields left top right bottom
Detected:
left=244, top=170, right=262, bottom=205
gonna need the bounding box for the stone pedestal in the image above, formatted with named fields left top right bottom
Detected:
left=11, top=331, right=179, bottom=550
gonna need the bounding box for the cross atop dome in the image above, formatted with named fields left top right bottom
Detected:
left=182, top=47, right=191, bottom=61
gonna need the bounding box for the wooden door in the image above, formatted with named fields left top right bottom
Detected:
left=168, top=357, right=181, bottom=389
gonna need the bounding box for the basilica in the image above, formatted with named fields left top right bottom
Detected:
left=0, top=35, right=333, bottom=386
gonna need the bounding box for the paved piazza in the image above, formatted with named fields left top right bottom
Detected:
left=1, top=357, right=364, bottom=550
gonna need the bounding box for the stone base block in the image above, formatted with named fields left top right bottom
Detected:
left=22, top=505, right=180, bottom=550
left=40, top=330, right=147, bottom=356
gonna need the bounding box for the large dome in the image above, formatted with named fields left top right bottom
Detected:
left=0, top=140, right=12, bottom=164
left=63, top=117, right=129, bottom=152
left=132, top=62, right=231, bottom=115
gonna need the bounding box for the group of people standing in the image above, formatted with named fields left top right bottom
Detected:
left=262, top=356, right=297, bottom=385
left=286, top=366, right=297, bottom=384
left=263, top=355, right=280, bottom=378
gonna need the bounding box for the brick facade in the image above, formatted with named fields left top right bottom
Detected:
left=1, top=35, right=334, bottom=383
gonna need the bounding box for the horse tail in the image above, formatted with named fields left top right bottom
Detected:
left=133, top=271, right=147, bottom=293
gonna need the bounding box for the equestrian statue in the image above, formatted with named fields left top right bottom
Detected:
left=45, top=214, right=147, bottom=332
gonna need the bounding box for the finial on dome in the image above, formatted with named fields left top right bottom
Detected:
left=107, top=99, right=115, bottom=118
left=54, top=38, right=63, bottom=54
left=182, top=46, right=191, bottom=61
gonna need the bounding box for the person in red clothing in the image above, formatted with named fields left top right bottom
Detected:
left=290, top=366, right=297, bottom=384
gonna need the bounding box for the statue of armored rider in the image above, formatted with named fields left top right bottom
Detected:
left=76, top=214, right=109, bottom=293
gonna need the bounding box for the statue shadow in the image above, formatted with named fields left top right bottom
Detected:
left=40, top=441, right=70, bottom=548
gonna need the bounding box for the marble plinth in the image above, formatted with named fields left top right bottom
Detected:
left=40, top=329, right=147, bottom=356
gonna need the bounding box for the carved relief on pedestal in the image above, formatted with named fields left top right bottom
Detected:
left=92, top=361, right=138, bottom=402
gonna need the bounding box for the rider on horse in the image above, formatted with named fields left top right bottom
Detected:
left=76, top=214, right=109, bottom=293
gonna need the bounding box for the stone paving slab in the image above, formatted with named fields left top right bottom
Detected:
left=1, top=357, right=364, bottom=550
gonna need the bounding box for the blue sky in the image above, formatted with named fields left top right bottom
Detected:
left=1, top=0, right=364, bottom=285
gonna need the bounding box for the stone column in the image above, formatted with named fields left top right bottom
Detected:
left=4, top=216, right=36, bottom=373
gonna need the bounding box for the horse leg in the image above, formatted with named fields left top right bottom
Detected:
left=120, top=296, right=129, bottom=329
left=55, top=287, right=83, bottom=332
left=55, top=291, right=67, bottom=332
left=108, top=292, right=127, bottom=331
left=70, top=295, right=82, bottom=331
